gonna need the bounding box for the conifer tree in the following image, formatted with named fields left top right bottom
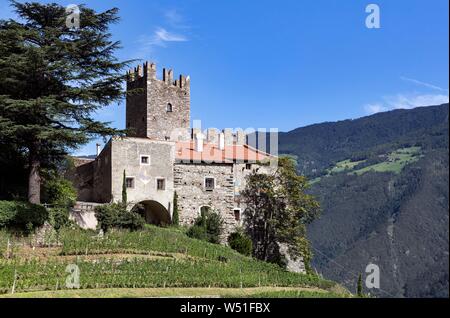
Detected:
left=122, top=170, right=127, bottom=205
left=172, top=191, right=179, bottom=226
left=0, top=1, right=131, bottom=203
left=357, top=273, right=363, bottom=297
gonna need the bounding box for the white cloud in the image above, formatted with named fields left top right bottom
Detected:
left=400, top=76, right=449, bottom=93
left=136, top=28, right=188, bottom=59
left=154, top=27, right=187, bottom=43
left=134, top=8, right=189, bottom=59
left=364, top=103, right=389, bottom=115
left=387, top=94, right=449, bottom=110
left=364, top=93, right=449, bottom=115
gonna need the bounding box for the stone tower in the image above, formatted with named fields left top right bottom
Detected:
left=126, top=61, right=190, bottom=141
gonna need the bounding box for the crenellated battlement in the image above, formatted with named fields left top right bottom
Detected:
left=126, top=61, right=190, bottom=90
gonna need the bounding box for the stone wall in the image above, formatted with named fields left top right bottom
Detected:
left=126, top=62, right=190, bottom=141
left=174, top=163, right=237, bottom=239
left=93, top=140, right=112, bottom=203
left=66, top=158, right=95, bottom=202
left=110, top=137, right=175, bottom=217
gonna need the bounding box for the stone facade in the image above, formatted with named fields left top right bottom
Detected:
left=174, top=163, right=236, bottom=239
left=70, top=61, right=275, bottom=238
left=126, top=62, right=190, bottom=141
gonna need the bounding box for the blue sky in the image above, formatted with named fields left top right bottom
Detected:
left=1, top=0, right=448, bottom=155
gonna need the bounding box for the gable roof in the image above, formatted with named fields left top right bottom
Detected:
left=175, top=141, right=273, bottom=163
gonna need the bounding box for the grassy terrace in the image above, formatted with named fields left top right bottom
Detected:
left=352, top=147, right=422, bottom=175
left=0, top=226, right=349, bottom=298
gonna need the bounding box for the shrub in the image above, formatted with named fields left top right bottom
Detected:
left=228, top=230, right=253, bottom=256
left=42, top=177, right=77, bottom=208
left=95, top=203, right=144, bottom=232
left=116, top=209, right=145, bottom=231
left=0, top=200, right=48, bottom=232
left=48, top=207, right=72, bottom=230
left=186, top=224, right=208, bottom=241
left=0, top=201, right=16, bottom=228
left=187, top=210, right=223, bottom=244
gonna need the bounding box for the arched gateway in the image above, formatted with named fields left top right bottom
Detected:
left=132, top=200, right=171, bottom=226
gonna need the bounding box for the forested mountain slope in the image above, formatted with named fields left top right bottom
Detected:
left=275, top=104, right=449, bottom=297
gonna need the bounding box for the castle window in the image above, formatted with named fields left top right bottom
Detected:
left=156, top=178, right=166, bottom=190
left=204, top=177, right=215, bottom=191
left=200, top=206, right=211, bottom=216
left=234, top=209, right=241, bottom=222
left=125, top=177, right=135, bottom=189
left=140, top=155, right=150, bottom=165
left=166, top=103, right=173, bottom=112
left=245, top=163, right=252, bottom=170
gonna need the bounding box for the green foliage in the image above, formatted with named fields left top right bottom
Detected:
left=186, top=224, right=208, bottom=241
left=94, top=203, right=144, bottom=232
left=357, top=273, right=363, bottom=297
left=0, top=200, right=48, bottom=232
left=228, top=230, right=253, bottom=256
left=122, top=170, right=127, bottom=204
left=47, top=207, right=71, bottom=230
left=187, top=210, right=223, bottom=244
left=242, top=157, right=320, bottom=268
left=0, top=226, right=333, bottom=294
left=0, top=1, right=132, bottom=203
left=172, top=192, right=179, bottom=226
left=42, top=177, right=77, bottom=208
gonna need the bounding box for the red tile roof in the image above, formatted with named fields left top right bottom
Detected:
left=175, top=141, right=273, bottom=163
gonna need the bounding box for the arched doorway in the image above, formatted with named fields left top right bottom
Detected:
left=132, top=200, right=171, bottom=226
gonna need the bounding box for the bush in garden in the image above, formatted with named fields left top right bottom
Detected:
left=41, top=177, right=77, bottom=208
left=186, top=224, right=208, bottom=241
left=228, top=230, right=253, bottom=256
left=48, top=207, right=72, bottom=230
left=95, top=203, right=145, bottom=232
left=0, top=200, right=48, bottom=233
left=116, top=209, right=145, bottom=231
left=0, top=201, right=16, bottom=228
left=187, top=210, right=223, bottom=244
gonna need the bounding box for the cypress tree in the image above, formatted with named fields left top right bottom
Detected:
left=357, top=273, right=363, bottom=297
left=122, top=170, right=127, bottom=205
left=172, top=191, right=179, bottom=226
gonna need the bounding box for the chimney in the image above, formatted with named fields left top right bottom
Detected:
left=207, top=128, right=218, bottom=144
left=236, top=130, right=246, bottom=145
left=223, top=128, right=233, bottom=146
left=194, top=133, right=204, bottom=152
left=96, top=143, right=101, bottom=156
left=218, top=133, right=225, bottom=150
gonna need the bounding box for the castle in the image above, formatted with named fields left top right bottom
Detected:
left=69, top=62, right=276, bottom=238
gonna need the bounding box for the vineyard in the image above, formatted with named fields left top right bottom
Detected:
left=0, top=226, right=348, bottom=297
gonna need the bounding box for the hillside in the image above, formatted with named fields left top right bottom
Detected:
left=0, top=226, right=348, bottom=298
left=275, top=104, right=449, bottom=297
left=277, top=104, right=449, bottom=177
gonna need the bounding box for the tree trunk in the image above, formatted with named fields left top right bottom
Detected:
left=28, top=148, right=41, bottom=204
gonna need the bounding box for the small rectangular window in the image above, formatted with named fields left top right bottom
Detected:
left=205, top=177, right=215, bottom=191
left=140, top=155, right=150, bottom=165
left=157, top=178, right=165, bottom=190
left=245, top=164, right=252, bottom=170
left=234, top=209, right=241, bottom=221
left=125, top=177, right=134, bottom=189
